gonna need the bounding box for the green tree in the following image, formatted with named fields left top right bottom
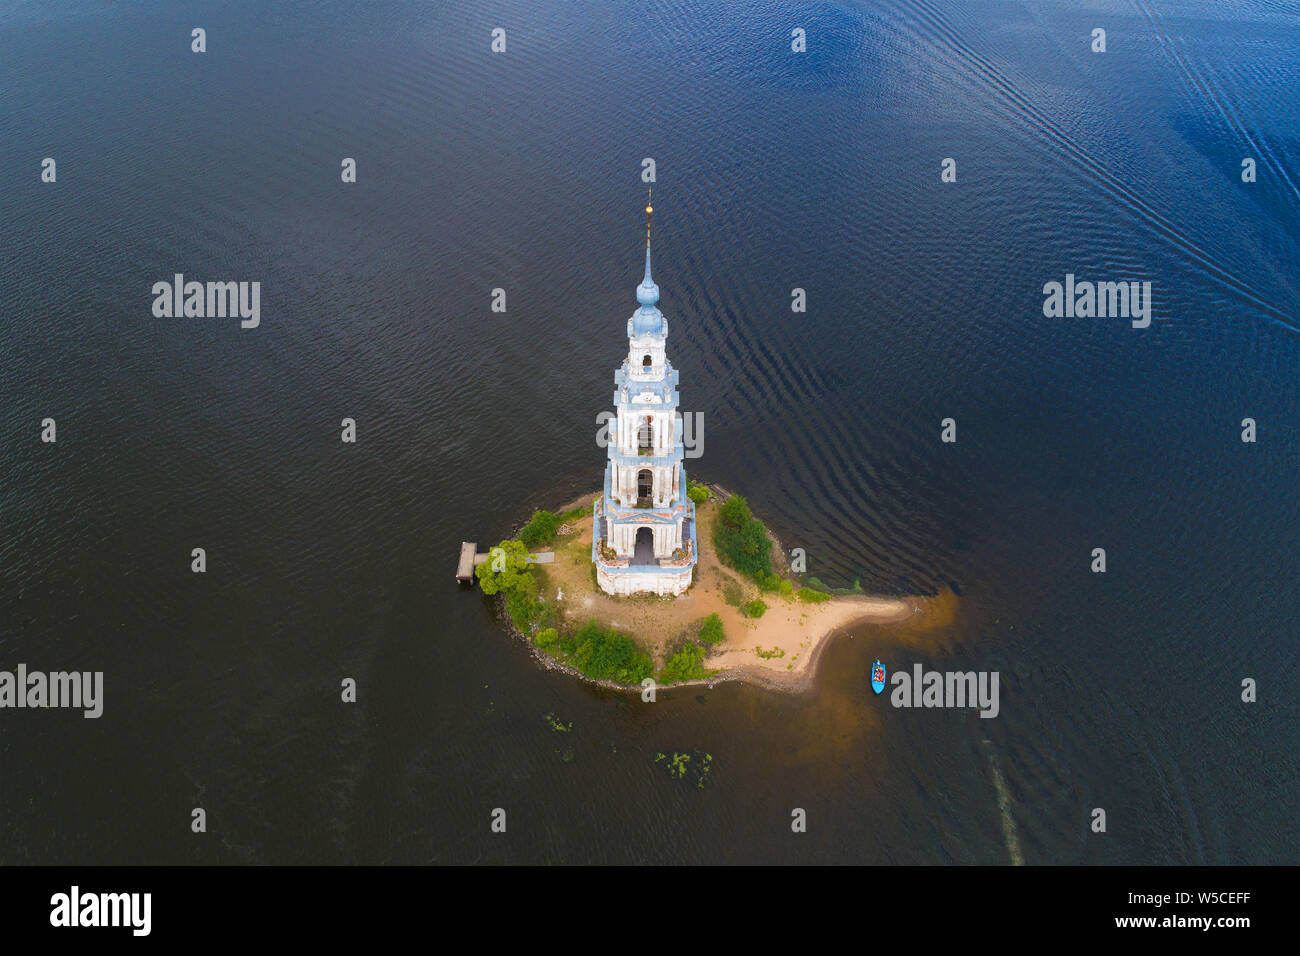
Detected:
left=558, top=621, right=654, bottom=684
left=719, top=494, right=752, bottom=529
left=714, top=494, right=773, bottom=579
left=475, top=540, right=531, bottom=595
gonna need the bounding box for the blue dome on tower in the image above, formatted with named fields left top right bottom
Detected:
left=631, top=239, right=664, bottom=335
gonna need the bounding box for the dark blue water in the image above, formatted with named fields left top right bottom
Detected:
left=1, top=0, right=1297, bottom=864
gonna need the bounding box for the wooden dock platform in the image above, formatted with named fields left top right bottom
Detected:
left=456, top=541, right=477, bottom=582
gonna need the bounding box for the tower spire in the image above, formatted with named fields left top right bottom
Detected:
left=643, top=187, right=654, bottom=284
left=635, top=188, right=660, bottom=311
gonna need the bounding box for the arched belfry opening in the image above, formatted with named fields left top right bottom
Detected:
left=637, top=468, right=652, bottom=503
left=642, top=354, right=652, bottom=367
left=633, top=527, right=654, bottom=565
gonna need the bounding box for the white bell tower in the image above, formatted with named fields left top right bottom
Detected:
left=592, top=192, right=697, bottom=596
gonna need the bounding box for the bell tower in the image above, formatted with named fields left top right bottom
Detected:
left=592, top=193, right=698, bottom=596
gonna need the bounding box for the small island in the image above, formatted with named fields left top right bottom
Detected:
left=468, top=197, right=947, bottom=692
left=474, top=486, right=948, bottom=693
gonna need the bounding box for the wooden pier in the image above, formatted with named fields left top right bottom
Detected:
left=457, top=541, right=555, bottom=583
left=456, top=542, right=477, bottom=582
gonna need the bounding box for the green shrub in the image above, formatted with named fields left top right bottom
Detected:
left=658, top=641, right=714, bottom=684
left=718, top=494, right=752, bottom=527
left=556, top=620, right=653, bottom=684
left=797, top=587, right=831, bottom=604
left=713, top=494, right=773, bottom=579
left=742, top=598, right=768, bottom=619
left=721, top=578, right=744, bottom=607
left=520, top=509, right=560, bottom=549
left=505, top=573, right=543, bottom=628
left=534, top=627, right=558, bottom=649
left=756, top=571, right=782, bottom=593
left=778, top=579, right=795, bottom=599
left=698, top=613, right=725, bottom=646
left=687, top=481, right=710, bottom=505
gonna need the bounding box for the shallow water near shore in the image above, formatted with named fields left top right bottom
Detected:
left=1, top=0, right=1298, bottom=863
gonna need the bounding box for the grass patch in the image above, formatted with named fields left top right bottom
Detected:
left=520, top=509, right=560, bottom=549
left=558, top=504, right=590, bottom=523
left=741, top=598, right=768, bottom=619
left=721, top=577, right=744, bottom=608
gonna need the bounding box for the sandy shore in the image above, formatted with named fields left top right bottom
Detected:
left=508, top=489, right=950, bottom=694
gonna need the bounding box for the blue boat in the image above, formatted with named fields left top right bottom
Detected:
left=871, top=660, right=886, bottom=695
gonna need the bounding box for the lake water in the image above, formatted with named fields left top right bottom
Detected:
left=1, top=0, right=1297, bottom=864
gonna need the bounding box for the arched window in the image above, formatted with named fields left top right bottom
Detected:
left=642, top=354, right=652, bottom=367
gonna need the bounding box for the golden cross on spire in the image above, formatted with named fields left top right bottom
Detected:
left=645, top=187, right=653, bottom=248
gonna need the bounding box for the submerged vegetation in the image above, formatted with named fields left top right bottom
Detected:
left=654, top=750, right=714, bottom=788
left=544, top=712, right=573, bottom=733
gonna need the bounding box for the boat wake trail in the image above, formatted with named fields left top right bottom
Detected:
left=883, top=0, right=1299, bottom=335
